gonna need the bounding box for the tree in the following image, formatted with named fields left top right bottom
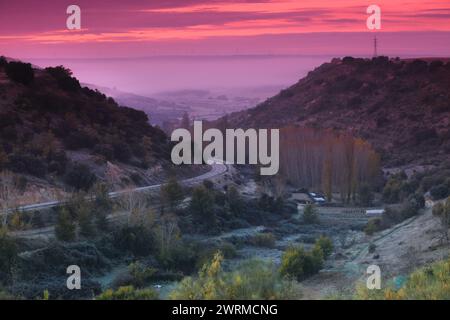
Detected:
left=169, top=252, right=302, bottom=300
left=226, top=186, right=243, bottom=215
left=0, top=228, right=18, bottom=283
left=180, top=112, right=190, bottom=130
left=0, top=171, right=21, bottom=227
left=78, top=205, right=95, bottom=238
left=358, top=184, right=373, bottom=206
left=432, top=198, right=450, bottom=242
left=5, top=61, right=34, bottom=85
left=55, top=208, right=76, bottom=242
left=303, top=204, right=318, bottom=224
left=91, top=183, right=112, bottom=230
left=190, top=186, right=215, bottom=227
left=155, top=213, right=181, bottom=265
left=160, top=176, right=184, bottom=211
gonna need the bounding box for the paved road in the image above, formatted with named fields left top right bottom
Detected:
left=12, top=162, right=228, bottom=213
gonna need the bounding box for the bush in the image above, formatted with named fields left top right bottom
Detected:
left=190, top=186, right=216, bottom=228
left=0, top=229, right=18, bottom=284
left=250, top=233, right=276, bottom=248
left=5, top=61, right=34, bottom=85
left=169, top=252, right=302, bottom=300
left=303, top=204, right=319, bottom=224
left=96, top=286, right=158, bottom=300
left=114, top=225, right=156, bottom=257
left=314, top=235, right=333, bottom=259
left=279, top=245, right=323, bottom=281
left=160, top=176, right=184, bottom=210
left=358, top=184, right=373, bottom=206
left=355, top=258, right=450, bottom=300
left=64, top=163, right=97, bottom=191
left=54, top=209, right=76, bottom=242
left=364, top=218, right=381, bottom=235
left=430, top=184, right=449, bottom=200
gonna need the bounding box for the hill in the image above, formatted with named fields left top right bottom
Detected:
left=222, top=57, right=450, bottom=167
left=0, top=57, right=171, bottom=196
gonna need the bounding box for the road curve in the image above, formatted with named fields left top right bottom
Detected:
left=13, top=162, right=229, bottom=213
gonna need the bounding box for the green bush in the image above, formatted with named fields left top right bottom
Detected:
left=114, top=225, right=156, bottom=257
left=355, top=258, right=450, bottom=300
left=64, top=163, right=97, bottom=191
left=364, top=218, right=381, bottom=235
left=303, top=204, right=319, bottom=224
left=430, top=184, right=449, bottom=200
left=161, top=176, right=184, bottom=210
left=169, top=252, right=302, bottom=300
left=54, top=209, right=76, bottom=242
left=190, top=186, right=216, bottom=227
left=279, top=245, right=324, bottom=281
left=0, top=229, right=18, bottom=284
left=250, top=233, right=276, bottom=248
left=96, top=286, right=158, bottom=300
left=314, top=235, right=333, bottom=259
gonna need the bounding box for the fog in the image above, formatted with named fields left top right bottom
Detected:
left=27, top=55, right=331, bottom=96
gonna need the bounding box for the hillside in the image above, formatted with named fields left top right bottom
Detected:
left=0, top=57, right=171, bottom=196
left=223, top=57, right=450, bottom=167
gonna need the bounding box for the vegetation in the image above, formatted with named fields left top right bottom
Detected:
left=169, top=252, right=302, bottom=300
left=250, top=233, right=276, bottom=248
left=355, top=258, right=450, bottom=300
left=0, top=228, right=18, bottom=285
left=96, top=286, right=159, bottom=300
left=279, top=236, right=333, bottom=281
left=0, top=61, right=170, bottom=187
left=54, top=209, right=76, bottom=242
left=5, top=61, right=34, bottom=85
left=303, top=204, right=319, bottom=224
left=160, top=176, right=184, bottom=211
left=432, top=197, right=450, bottom=241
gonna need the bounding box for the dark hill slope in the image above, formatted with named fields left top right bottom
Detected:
left=224, top=57, right=450, bottom=166
left=0, top=58, right=170, bottom=189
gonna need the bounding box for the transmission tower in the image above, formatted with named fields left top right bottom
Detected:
left=373, top=36, right=378, bottom=57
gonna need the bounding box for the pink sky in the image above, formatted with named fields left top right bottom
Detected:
left=1, top=0, right=450, bottom=58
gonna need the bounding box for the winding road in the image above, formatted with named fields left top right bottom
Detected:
left=13, top=161, right=229, bottom=213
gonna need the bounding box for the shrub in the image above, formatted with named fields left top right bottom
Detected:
left=114, top=225, right=156, bottom=257
left=64, top=163, right=97, bottom=191
left=169, top=252, right=302, bottom=300
left=303, top=204, right=319, bottom=224
left=430, top=184, right=449, bottom=200
left=54, top=208, right=76, bottom=242
left=5, top=61, right=34, bottom=85
left=279, top=245, right=323, bottom=281
left=160, top=176, right=184, bottom=210
left=314, top=235, right=333, bottom=259
left=358, top=184, right=373, bottom=206
left=0, top=229, right=18, bottom=284
left=96, top=286, right=158, bottom=300
left=250, top=233, right=276, bottom=248
left=355, top=258, right=450, bottom=300
left=364, top=218, right=381, bottom=235
left=190, top=186, right=216, bottom=227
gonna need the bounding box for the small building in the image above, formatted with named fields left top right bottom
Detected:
left=291, top=193, right=313, bottom=205
left=365, top=209, right=385, bottom=217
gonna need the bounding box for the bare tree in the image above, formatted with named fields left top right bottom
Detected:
left=0, top=171, right=20, bottom=227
